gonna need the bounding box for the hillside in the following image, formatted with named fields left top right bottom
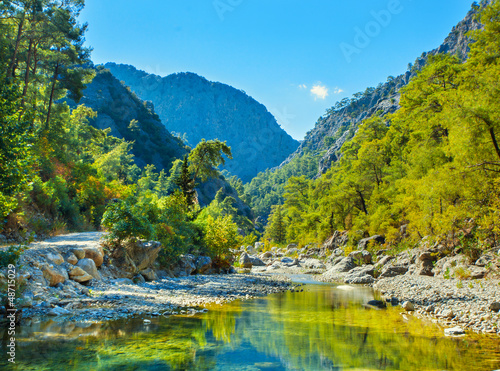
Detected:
left=282, top=1, right=485, bottom=177
left=104, top=63, right=300, bottom=182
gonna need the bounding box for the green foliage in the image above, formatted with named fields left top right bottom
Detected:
left=264, top=205, right=287, bottom=243
left=189, top=139, right=232, bottom=183
left=0, top=245, right=27, bottom=268
left=201, top=215, right=241, bottom=260
left=101, top=200, right=155, bottom=242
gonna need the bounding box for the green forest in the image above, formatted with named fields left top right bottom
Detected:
left=1, top=0, right=500, bottom=266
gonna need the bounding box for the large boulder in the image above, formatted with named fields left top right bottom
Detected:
left=239, top=252, right=253, bottom=268
left=348, top=250, right=372, bottom=265
left=45, top=252, right=64, bottom=265
left=358, top=235, right=385, bottom=250
left=329, top=256, right=356, bottom=273
left=379, top=265, right=408, bottom=278
left=41, top=264, right=67, bottom=287
left=71, top=248, right=86, bottom=260
left=68, top=266, right=93, bottom=283
left=344, top=265, right=375, bottom=284
left=140, top=268, right=158, bottom=281
left=76, top=258, right=101, bottom=280
left=171, top=255, right=196, bottom=277
left=125, top=240, right=162, bottom=271
left=302, top=258, right=326, bottom=270
left=195, top=256, right=212, bottom=274
left=249, top=255, right=266, bottom=267
left=83, top=247, right=104, bottom=267
left=255, top=242, right=265, bottom=251
left=65, top=252, right=78, bottom=265
left=323, top=231, right=349, bottom=250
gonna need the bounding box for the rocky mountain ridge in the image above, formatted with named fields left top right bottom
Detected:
left=281, top=1, right=486, bottom=177
left=104, top=63, right=300, bottom=182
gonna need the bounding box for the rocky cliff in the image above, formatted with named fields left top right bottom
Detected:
left=104, top=63, right=300, bottom=182
left=72, top=67, right=189, bottom=171
left=281, top=2, right=485, bottom=177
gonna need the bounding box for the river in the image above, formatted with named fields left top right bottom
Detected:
left=2, top=277, right=499, bottom=370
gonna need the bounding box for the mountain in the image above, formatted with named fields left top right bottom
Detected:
left=104, top=63, right=300, bottom=182
left=281, top=1, right=485, bottom=177
left=71, top=67, right=188, bottom=171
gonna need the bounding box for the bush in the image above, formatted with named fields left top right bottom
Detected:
left=0, top=245, right=26, bottom=268
left=101, top=200, right=155, bottom=242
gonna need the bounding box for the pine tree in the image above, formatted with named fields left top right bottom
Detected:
left=175, top=155, right=196, bottom=205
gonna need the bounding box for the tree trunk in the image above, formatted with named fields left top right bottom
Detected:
left=7, top=12, right=25, bottom=80
left=356, top=190, right=368, bottom=215
left=20, top=38, right=33, bottom=107
left=489, top=127, right=500, bottom=161
left=45, top=61, right=60, bottom=131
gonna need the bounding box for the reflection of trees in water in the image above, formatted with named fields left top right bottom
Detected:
left=4, top=288, right=500, bottom=371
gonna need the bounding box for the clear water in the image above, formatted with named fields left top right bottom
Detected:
left=1, top=282, right=499, bottom=370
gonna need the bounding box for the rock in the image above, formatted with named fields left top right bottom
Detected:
left=323, top=231, right=349, bottom=250
left=125, top=240, right=162, bottom=271
left=489, top=302, right=500, bottom=312
left=48, top=306, right=71, bottom=316
left=113, top=278, right=134, bottom=285
left=71, top=248, right=86, bottom=260
left=42, top=264, right=66, bottom=287
left=441, top=309, right=455, bottom=319
left=302, top=258, right=326, bottom=270
left=330, top=256, right=356, bottom=273
left=348, top=250, right=372, bottom=265
left=140, top=268, right=158, bottom=281
left=239, top=252, right=253, bottom=269
left=65, top=253, right=78, bottom=265
left=133, top=274, right=146, bottom=284
left=379, top=265, right=408, bottom=278
left=333, top=248, right=344, bottom=257
left=475, top=254, right=494, bottom=267
left=18, top=295, right=33, bottom=308
left=444, top=326, right=465, bottom=336
left=367, top=300, right=386, bottom=309
left=45, top=252, right=64, bottom=265
left=195, top=256, right=212, bottom=274
left=425, top=304, right=435, bottom=313
left=248, top=255, right=266, bottom=267
left=172, top=255, right=196, bottom=277
left=344, top=275, right=375, bottom=284
left=76, top=258, right=101, bottom=280
left=83, top=247, right=104, bottom=267
left=358, top=235, right=385, bottom=250
left=281, top=257, right=294, bottom=264
left=286, top=247, right=299, bottom=256
left=254, top=242, right=265, bottom=251
left=374, top=255, right=394, bottom=269
left=469, top=266, right=487, bottom=279
left=261, top=251, right=273, bottom=259
left=402, top=301, right=415, bottom=311
left=68, top=266, right=93, bottom=283
left=245, top=245, right=256, bottom=255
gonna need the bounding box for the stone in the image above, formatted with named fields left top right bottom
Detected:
left=358, top=235, right=385, bottom=250
left=248, top=255, right=266, bottom=267
left=489, top=302, right=500, bottom=312
left=286, top=248, right=299, bottom=256
left=69, top=266, right=93, bottom=283
left=239, top=252, right=253, bottom=269
left=441, top=309, right=455, bottom=319
left=374, top=255, right=394, bottom=269
left=65, top=253, right=78, bottom=265
left=330, top=257, right=356, bottom=273
left=261, top=251, right=274, bottom=259
left=18, top=295, right=33, bottom=308
left=379, top=265, right=408, bottom=278
left=171, top=255, right=196, bottom=276
left=140, top=268, right=158, bottom=281
left=367, top=300, right=386, bottom=309
left=125, top=240, right=162, bottom=271
left=42, top=264, right=66, bottom=287
left=475, top=254, right=494, bottom=267
left=195, top=256, right=212, bottom=274
left=281, top=257, right=294, bottom=264
left=133, top=274, right=146, bottom=284
left=45, top=252, right=64, bottom=265
left=254, top=242, right=265, bottom=251
left=76, top=258, right=101, bottom=280
left=245, top=245, right=256, bottom=254
left=469, top=266, right=487, bottom=279
left=48, top=306, right=71, bottom=316
left=302, top=258, right=326, bottom=270
left=348, top=250, right=372, bottom=265
left=333, top=248, right=344, bottom=257
left=344, top=274, right=375, bottom=284
left=113, top=278, right=134, bottom=285
left=83, top=247, right=104, bottom=267
left=71, top=248, right=86, bottom=260
left=402, top=301, right=415, bottom=311
left=444, top=326, right=465, bottom=336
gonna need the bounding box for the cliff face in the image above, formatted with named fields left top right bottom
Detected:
left=104, top=63, right=300, bottom=182
left=73, top=67, right=188, bottom=171
left=281, top=2, right=484, bottom=177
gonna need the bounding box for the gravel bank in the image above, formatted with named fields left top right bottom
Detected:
left=374, top=275, right=500, bottom=335
left=21, top=273, right=293, bottom=323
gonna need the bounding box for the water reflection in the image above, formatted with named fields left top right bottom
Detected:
left=1, top=284, right=499, bottom=370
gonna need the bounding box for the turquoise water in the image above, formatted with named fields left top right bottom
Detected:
left=1, top=282, right=499, bottom=370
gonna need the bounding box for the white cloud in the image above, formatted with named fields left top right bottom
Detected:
left=310, top=84, right=329, bottom=100
left=298, top=84, right=308, bottom=89
left=333, top=87, right=344, bottom=94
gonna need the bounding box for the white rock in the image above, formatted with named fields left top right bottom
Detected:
left=444, top=326, right=465, bottom=336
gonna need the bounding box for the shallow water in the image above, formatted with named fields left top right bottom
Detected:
left=1, top=282, right=499, bottom=370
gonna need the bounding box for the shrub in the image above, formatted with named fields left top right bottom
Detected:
left=101, top=200, right=155, bottom=242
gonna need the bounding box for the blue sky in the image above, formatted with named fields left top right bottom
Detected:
left=80, top=0, right=475, bottom=140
